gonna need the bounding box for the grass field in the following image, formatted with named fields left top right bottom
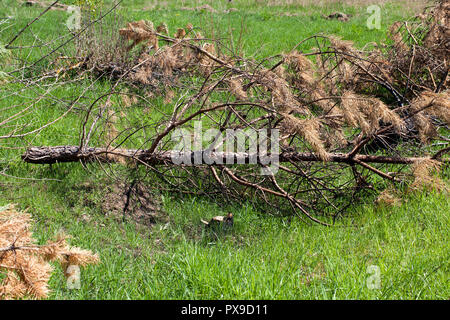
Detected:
left=0, top=0, right=448, bottom=300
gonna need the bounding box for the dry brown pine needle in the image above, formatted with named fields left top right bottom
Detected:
left=0, top=205, right=99, bottom=300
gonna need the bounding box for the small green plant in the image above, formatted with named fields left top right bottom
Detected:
left=0, top=42, right=7, bottom=68
left=0, top=32, right=11, bottom=84
left=76, top=0, right=104, bottom=15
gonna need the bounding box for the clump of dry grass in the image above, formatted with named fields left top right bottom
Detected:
left=0, top=205, right=99, bottom=300
left=410, top=158, right=448, bottom=192
left=376, top=188, right=402, bottom=207
left=74, top=9, right=130, bottom=72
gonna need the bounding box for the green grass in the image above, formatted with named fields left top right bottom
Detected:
left=0, top=0, right=448, bottom=300
left=1, top=175, right=448, bottom=299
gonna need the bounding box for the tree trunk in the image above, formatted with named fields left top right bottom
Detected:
left=22, top=146, right=444, bottom=166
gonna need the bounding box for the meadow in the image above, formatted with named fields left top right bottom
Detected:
left=0, top=0, right=448, bottom=299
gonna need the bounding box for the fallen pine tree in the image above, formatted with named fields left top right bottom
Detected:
left=3, top=1, right=449, bottom=225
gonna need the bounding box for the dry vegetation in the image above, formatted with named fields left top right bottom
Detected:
left=0, top=205, right=99, bottom=299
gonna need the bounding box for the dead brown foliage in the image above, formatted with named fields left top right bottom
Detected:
left=0, top=205, right=99, bottom=299
left=410, top=158, right=449, bottom=192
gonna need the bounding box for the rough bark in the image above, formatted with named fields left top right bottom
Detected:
left=22, top=146, right=447, bottom=166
